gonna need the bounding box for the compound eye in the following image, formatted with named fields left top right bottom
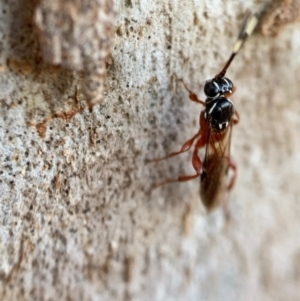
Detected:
left=204, top=80, right=220, bottom=98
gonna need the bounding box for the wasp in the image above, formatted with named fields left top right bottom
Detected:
left=149, top=14, right=258, bottom=211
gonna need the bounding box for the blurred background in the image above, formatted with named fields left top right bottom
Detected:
left=0, top=0, right=300, bottom=300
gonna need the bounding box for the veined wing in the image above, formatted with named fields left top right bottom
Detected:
left=200, top=121, right=233, bottom=211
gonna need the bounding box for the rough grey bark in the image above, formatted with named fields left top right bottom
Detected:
left=1, top=0, right=300, bottom=301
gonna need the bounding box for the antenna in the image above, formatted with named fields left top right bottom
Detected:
left=215, top=14, right=258, bottom=79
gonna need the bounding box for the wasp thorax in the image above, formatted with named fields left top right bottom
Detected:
left=205, top=96, right=234, bottom=132
left=204, top=77, right=234, bottom=99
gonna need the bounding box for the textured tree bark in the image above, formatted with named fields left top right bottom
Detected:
left=1, top=0, right=300, bottom=300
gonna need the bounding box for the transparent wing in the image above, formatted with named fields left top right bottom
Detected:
left=200, top=122, right=233, bottom=210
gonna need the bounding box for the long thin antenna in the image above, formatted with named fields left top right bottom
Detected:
left=215, top=14, right=258, bottom=79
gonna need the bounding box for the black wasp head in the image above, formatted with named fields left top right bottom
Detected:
left=204, top=77, right=233, bottom=99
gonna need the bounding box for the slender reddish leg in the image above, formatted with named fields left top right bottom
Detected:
left=179, top=79, right=205, bottom=106
left=148, top=129, right=201, bottom=163
left=215, top=155, right=237, bottom=191
left=149, top=78, right=207, bottom=188
left=177, top=135, right=206, bottom=181
left=223, top=157, right=238, bottom=223
left=148, top=79, right=205, bottom=163
left=151, top=135, right=206, bottom=188
left=232, top=110, right=240, bottom=125
left=227, top=158, right=237, bottom=191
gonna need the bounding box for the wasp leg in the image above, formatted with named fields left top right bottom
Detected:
left=222, top=158, right=238, bottom=224
left=232, top=110, right=240, bottom=125
left=222, top=157, right=237, bottom=223
left=177, top=136, right=206, bottom=181
left=227, top=158, right=237, bottom=191
left=147, top=129, right=202, bottom=163
left=151, top=136, right=206, bottom=189
left=179, top=79, right=205, bottom=106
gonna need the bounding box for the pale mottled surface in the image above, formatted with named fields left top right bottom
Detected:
left=35, top=0, right=116, bottom=103
left=1, top=0, right=300, bottom=300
